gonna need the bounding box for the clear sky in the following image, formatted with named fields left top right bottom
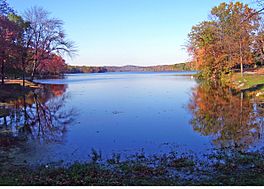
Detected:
left=9, top=0, right=254, bottom=66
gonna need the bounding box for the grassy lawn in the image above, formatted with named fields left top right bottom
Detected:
left=230, top=74, right=264, bottom=90
left=227, top=73, right=264, bottom=99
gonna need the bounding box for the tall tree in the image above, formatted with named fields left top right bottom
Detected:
left=253, top=21, right=264, bottom=66
left=188, top=2, right=261, bottom=80
left=188, top=21, right=225, bottom=79
left=8, top=14, right=31, bottom=86
left=211, top=2, right=260, bottom=76
left=24, top=7, right=76, bottom=81
left=0, top=0, right=17, bottom=84
left=0, top=15, right=20, bottom=84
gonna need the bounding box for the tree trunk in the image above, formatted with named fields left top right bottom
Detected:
left=240, top=56, right=243, bottom=76
left=239, top=40, right=243, bottom=77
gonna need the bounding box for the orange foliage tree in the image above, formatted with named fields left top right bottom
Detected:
left=188, top=2, right=261, bottom=80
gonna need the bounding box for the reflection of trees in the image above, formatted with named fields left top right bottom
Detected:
left=0, top=84, right=75, bottom=146
left=188, top=82, right=264, bottom=150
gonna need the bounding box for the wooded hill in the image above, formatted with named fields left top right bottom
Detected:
left=67, top=62, right=193, bottom=73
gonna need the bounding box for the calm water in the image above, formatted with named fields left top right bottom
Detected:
left=0, top=72, right=263, bottom=165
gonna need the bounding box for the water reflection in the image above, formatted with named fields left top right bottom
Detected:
left=188, top=82, right=264, bottom=150
left=0, top=84, right=74, bottom=147
left=1, top=73, right=264, bottom=165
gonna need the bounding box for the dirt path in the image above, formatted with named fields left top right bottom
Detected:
left=4, top=80, right=41, bottom=88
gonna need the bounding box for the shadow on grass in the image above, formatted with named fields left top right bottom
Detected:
left=241, top=83, right=264, bottom=93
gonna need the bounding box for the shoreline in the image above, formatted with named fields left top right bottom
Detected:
left=0, top=80, right=42, bottom=102
left=1, top=149, right=264, bottom=186
left=65, top=70, right=198, bottom=75
left=226, top=73, right=264, bottom=99
left=1, top=71, right=263, bottom=99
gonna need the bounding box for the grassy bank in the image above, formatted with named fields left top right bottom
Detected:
left=1, top=149, right=264, bottom=186
left=226, top=73, right=264, bottom=98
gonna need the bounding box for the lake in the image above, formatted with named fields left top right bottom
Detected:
left=0, top=72, right=263, bottom=166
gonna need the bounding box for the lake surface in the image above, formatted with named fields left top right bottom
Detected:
left=0, top=72, right=264, bottom=165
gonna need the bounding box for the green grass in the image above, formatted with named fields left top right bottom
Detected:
left=231, top=74, right=264, bottom=91
left=226, top=73, right=264, bottom=100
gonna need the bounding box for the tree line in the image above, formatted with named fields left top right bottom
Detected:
left=187, top=1, right=264, bottom=80
left=67, top=63, right=193, bottom=74
left=0, top=0, right=76, bottom=85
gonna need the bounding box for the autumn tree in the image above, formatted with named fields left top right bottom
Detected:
left=7, top=14, right=31, bottom=86
left=253, top=21, right=264, bottom=66
left=188, top=2, right=261, bottom=80
left=213, top=2, right=259, bottom=75
left=253, top=1, right=264, bottom=66
left=0, top=2, right=76, bottom=83
left=188, top=21, right=225, bottom=79
left=0, top=15, right=20, bottom=84
left=0, top=0, right=17, bottom=84
left=24, top=7, right=76, bottom=81
left=37, top=53, right=66, bottom=77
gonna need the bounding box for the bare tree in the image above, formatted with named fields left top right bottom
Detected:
left=24, top=7, right=77, bottom=81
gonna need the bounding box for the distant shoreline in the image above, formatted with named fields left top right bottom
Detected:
left=66, top=70, right=197, bottom=74
left=64, top=71, right=198, bottom=78
left=66, top=62, right=194, bottom=74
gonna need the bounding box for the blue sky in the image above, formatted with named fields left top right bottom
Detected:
left=9, top=0, right=254, bottom=66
